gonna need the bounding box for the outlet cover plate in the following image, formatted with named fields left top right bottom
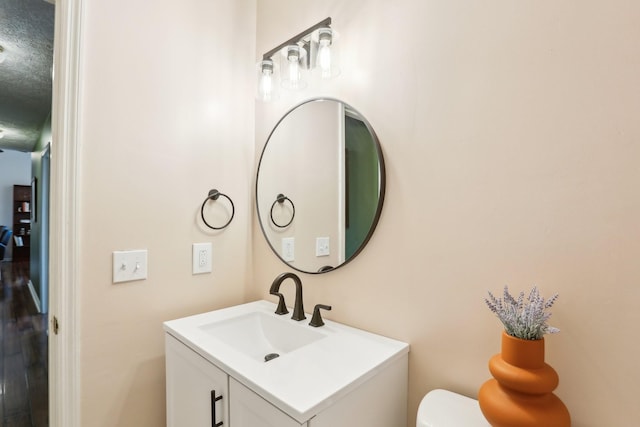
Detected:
left=193, top=242, right=212, bottom=274
left=282, top=237, right=295, bottom=262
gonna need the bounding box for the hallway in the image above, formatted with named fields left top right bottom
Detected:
left=0, top=262, right=48, bottom=426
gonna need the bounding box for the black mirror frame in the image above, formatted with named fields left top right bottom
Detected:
left=256, top=98, right=386, bottom=274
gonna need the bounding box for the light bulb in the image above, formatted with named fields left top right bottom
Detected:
left=256, top=59, right=277, bottom=101
left=287, top=47, right=300, bottom=88
left=279, top=44, right=307, bottom=90
left=318, top=39, right=332, bottom=79
left=315, top=28, right=339, bottom=79
left=258, top=62, right=273, bottom=101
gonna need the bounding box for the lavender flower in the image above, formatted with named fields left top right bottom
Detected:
left=485, top=286, right=559, bottom=340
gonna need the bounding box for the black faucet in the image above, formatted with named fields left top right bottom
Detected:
left=269, top=272, right=306, bottom=321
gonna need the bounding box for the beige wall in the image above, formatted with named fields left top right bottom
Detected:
left=76, top=0, right=255, bottom=425
left=253, top=1, right=640, bottom=426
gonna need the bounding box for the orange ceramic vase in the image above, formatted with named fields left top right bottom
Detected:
left=478, top=332, right=571, bottom=427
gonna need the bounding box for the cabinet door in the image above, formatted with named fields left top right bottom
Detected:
left=166, top=334, right=229, bottom=427
left=229, top=377, right=306, bottom=427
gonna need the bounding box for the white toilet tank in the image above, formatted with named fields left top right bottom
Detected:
left=416, top=389, right=491, bottom=427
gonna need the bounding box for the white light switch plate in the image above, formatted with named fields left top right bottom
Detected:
left=193, top=242, right=212, bottom=274
left=113, top=250, right=148, bottom=283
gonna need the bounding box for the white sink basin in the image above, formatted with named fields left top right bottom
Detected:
left=198, top=311, right=325, bottom=362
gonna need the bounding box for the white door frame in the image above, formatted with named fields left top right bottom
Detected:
left=49, top=0, right=82, bottom=425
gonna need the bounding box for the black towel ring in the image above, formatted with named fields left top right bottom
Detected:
left=200, top=189, right=235, bottom=230
left=270, top=193, right=295, bottom=228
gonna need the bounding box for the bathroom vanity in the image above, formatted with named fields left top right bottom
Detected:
left=164, top=300, right=409, bottom=426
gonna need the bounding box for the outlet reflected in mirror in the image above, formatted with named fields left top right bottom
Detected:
left=256, top=98, right=385, bottom=274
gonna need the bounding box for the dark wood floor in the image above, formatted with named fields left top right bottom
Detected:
left=0, top=262, right=48, bottom=427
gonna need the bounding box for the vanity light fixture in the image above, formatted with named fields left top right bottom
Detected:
left=256, top=17, right=340, bottom=101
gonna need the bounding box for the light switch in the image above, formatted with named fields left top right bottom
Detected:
left=282, top=237, right=295, bottom=262
left=113, top=249, right=148, bottom=283
left=193, top=242, right=212, bottom=274
left=316, top=237, right=330, bottom=257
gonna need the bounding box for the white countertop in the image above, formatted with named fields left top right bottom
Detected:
left=163, top=300, right=409, bottom=423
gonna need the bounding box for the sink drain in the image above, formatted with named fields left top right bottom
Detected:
left=264, top=353, right=280, bottom=362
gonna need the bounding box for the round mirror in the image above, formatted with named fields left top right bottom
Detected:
left=256, top=98, right=385, bottom=274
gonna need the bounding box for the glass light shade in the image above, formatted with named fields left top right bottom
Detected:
left=312, top=27, right=340, bottom=79
left=317, top=39, right=332, bottom=78
left=280, top=45, right=307, bottom=90
left=256, top=59, right=279, bottom=102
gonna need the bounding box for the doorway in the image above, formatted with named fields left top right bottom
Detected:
left=1, top=0, right=82, bottom=424
left=0, top=0, right=55, bottom=424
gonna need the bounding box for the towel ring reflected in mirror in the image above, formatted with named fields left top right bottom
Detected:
left=270, top=194, right=295, bottom=228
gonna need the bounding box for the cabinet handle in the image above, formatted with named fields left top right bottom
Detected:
left=210, top=390, right=223, bottom=427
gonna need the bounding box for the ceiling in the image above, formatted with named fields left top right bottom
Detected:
left=0, top=0, right=54, bottom=153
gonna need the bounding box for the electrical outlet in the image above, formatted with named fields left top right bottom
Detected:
left=193, top=242, right=212, bottom=274
left=282, top=237, right=295, bottom=262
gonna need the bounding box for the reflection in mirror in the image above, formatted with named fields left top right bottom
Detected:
left=256, top=98, right=385, bottom=274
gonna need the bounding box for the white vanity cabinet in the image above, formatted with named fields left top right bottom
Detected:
left=164, top=301, right=410, bottom=427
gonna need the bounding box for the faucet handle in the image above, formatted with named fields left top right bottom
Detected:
left=309, top=304, right=332, bottom=327
left=270, top=292, right=289, bottom=315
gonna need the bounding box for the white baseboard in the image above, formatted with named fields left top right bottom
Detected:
left=27, top=280, right=43, bottom=313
